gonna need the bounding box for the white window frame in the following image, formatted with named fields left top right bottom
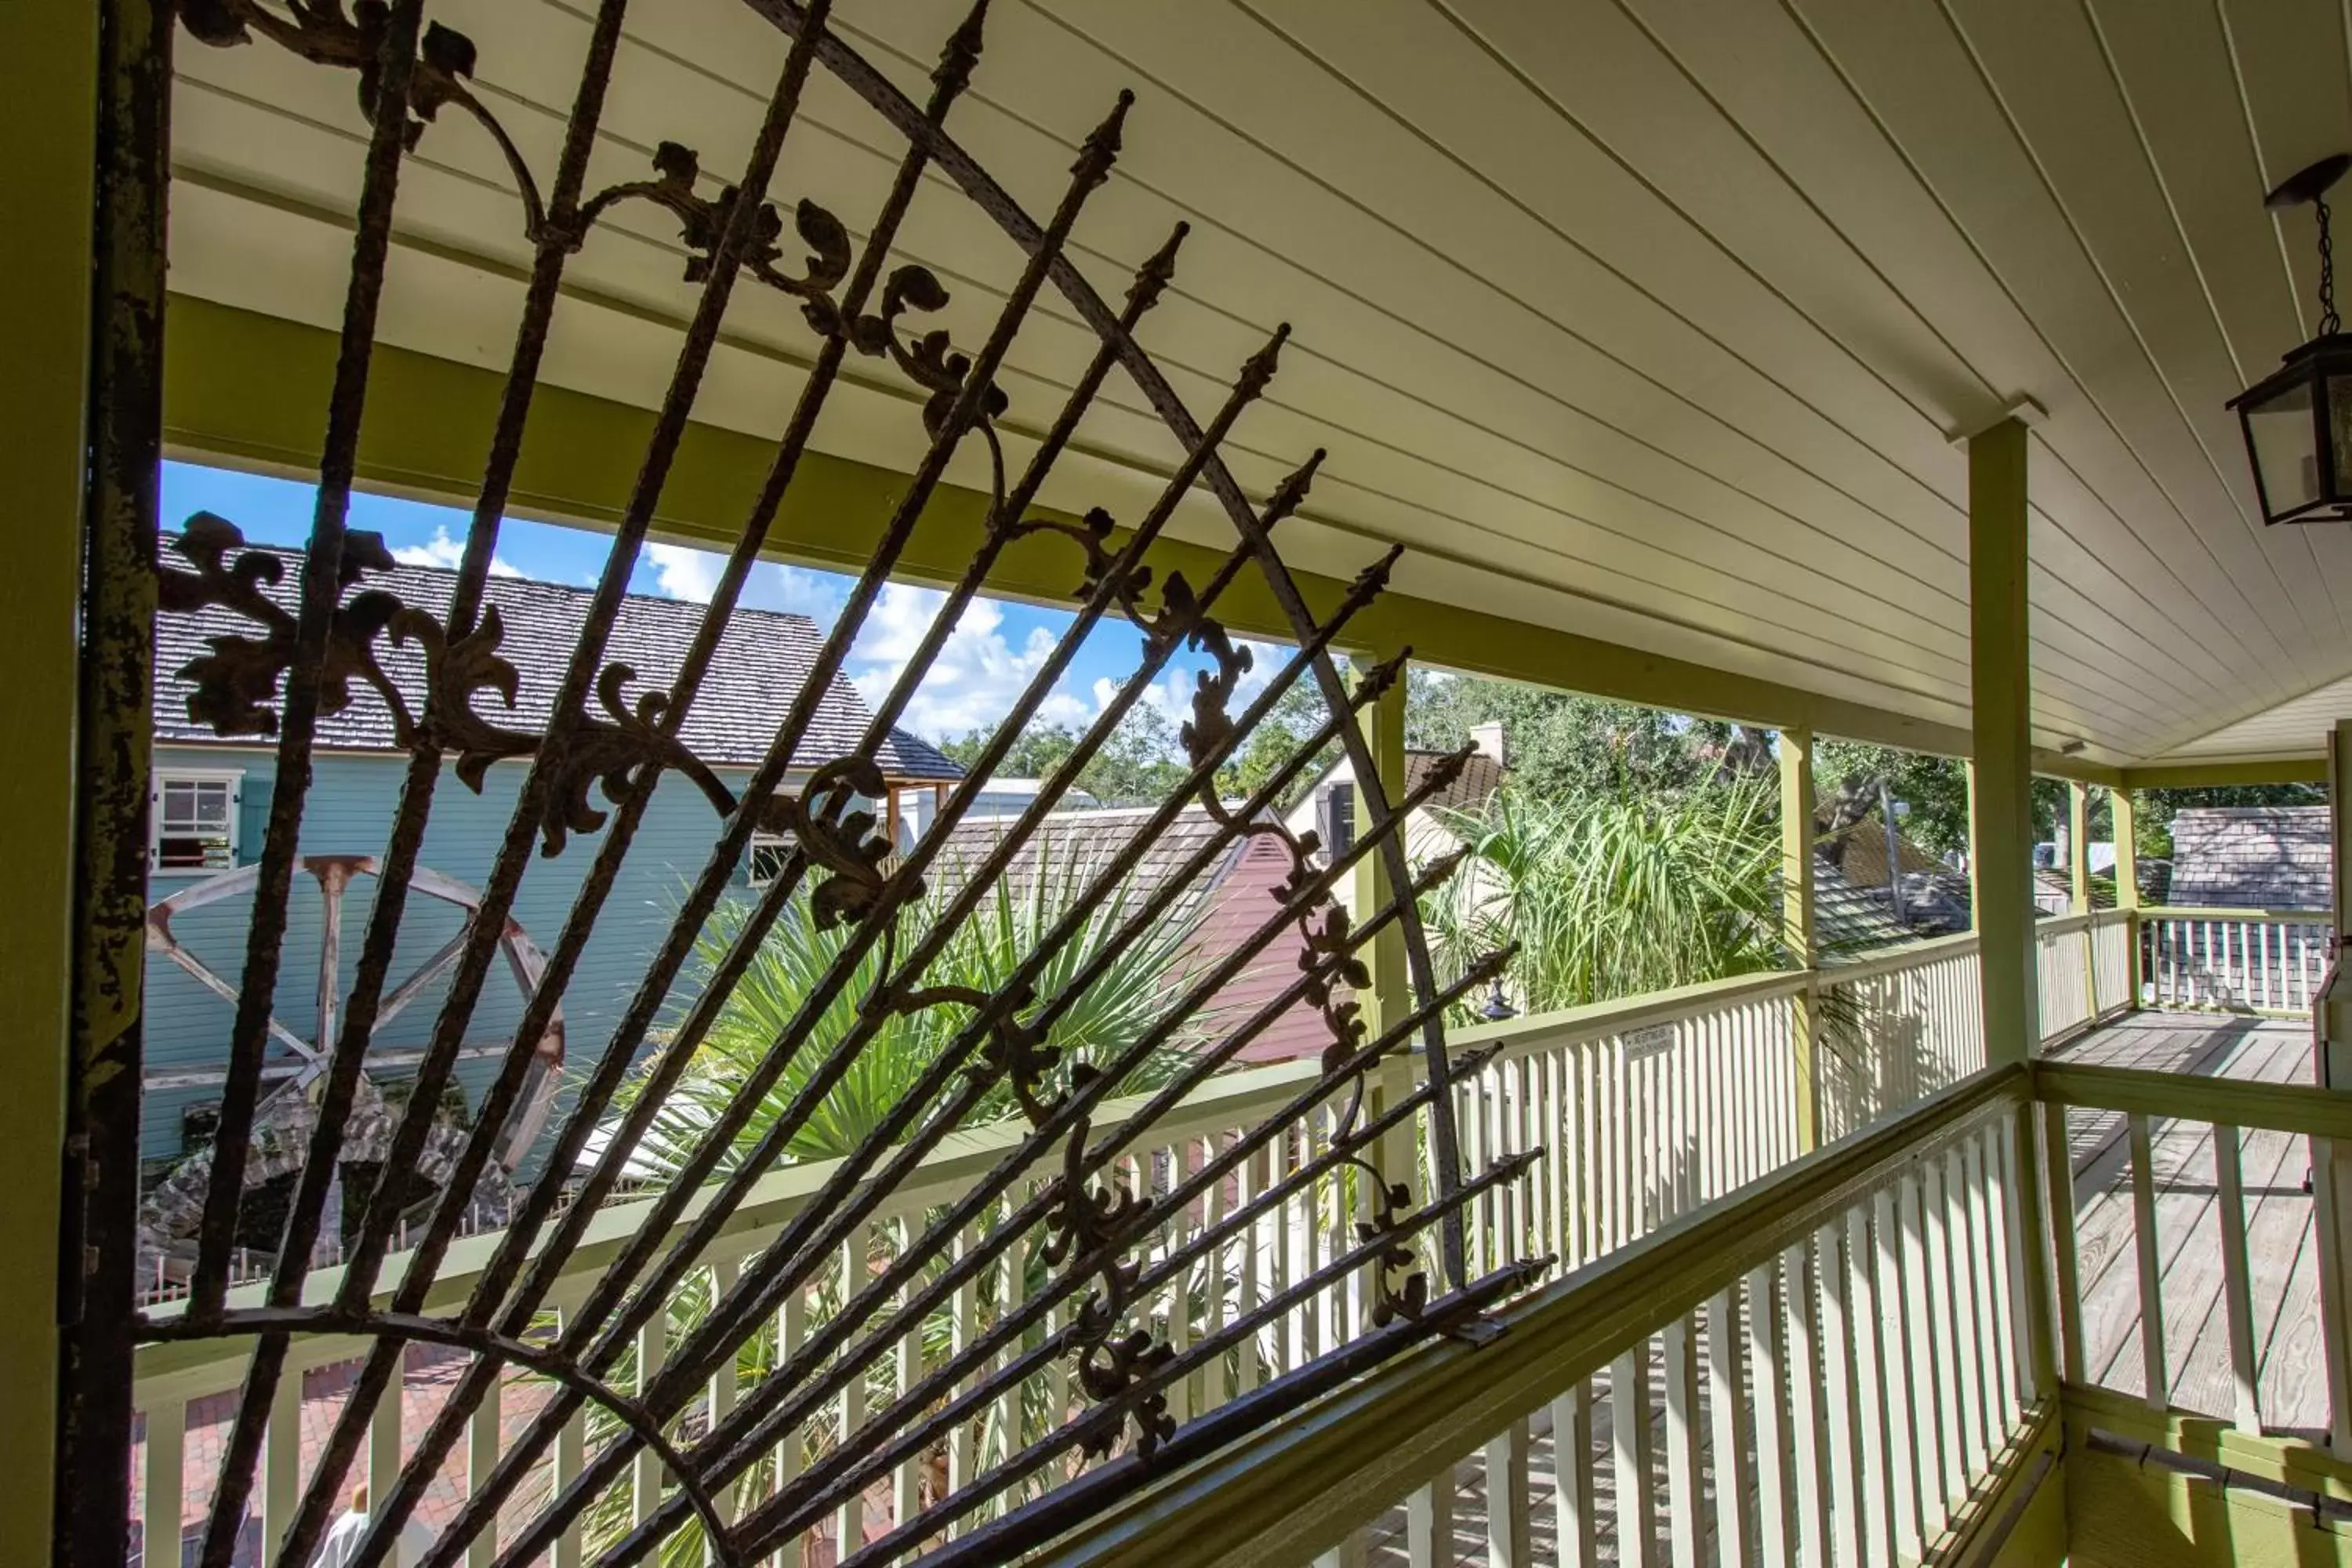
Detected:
left=746, top=829, right=797, bottom=890
left=150, top=768, right=245, bottom=877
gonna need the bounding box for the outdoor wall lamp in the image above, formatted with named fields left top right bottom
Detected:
left=2230, top=152, right=2352, bottom=524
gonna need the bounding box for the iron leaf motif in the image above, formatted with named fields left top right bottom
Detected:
left=993, top=506, right=1155, bottom=622
left=162, top=513, right=415, bottom=741
left=532, top=663, right=723, bottom=858
left=1356, top=1171, right=1430, bottom=1329
left=1076, top=1328, right=1178, bottom=1460
left=387, top=604, right=536, bottom=787
left=781, top=757, right=909, bottom=929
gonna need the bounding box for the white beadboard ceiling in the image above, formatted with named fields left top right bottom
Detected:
left=161, top=0, right=2352, bottom=767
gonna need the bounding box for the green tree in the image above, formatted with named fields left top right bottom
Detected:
left=937, top=720, right=1079, bottom=780
left=1406, top=668, right=1714, bottom=799
left=1811, top=740, right=1973, bottom=858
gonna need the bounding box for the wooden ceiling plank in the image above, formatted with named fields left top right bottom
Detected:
left=1791, top=0, right=2325, bottom=690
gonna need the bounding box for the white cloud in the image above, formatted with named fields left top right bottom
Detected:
left=848, top=583, right=1084, bottom=742
left=644, top=542, right=722, bottom=603
left=771, top=564, right=848, bottom=628
left=392, top=526, right=523, bottom=578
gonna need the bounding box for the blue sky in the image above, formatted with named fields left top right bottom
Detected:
left=161, top=462, right=1280, bottom=746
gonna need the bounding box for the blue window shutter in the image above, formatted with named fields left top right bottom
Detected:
left=237, top=782, right=267, bottom=866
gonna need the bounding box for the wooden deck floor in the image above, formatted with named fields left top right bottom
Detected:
left=2049, top=1011, right=2326, bottom=1439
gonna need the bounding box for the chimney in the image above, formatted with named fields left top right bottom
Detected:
left=1470, top=721, right=1507, bottom=768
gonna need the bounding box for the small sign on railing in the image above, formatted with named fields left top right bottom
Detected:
left=1622, top=1022, right=1676, bottom=1058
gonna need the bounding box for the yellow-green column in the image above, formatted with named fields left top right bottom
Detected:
left=1780, top=726, right=1820, bottom=1152
left=1353, top=648, right=1417, bottom=1200
left=1969, top=416, right=2058, bottom=1395
left=1969, top=418, right=2041, bottom=1065
left=2331, top=720, right=2352, bottom=1078
left=2111, top=786, right=2140, bottom=1008
left=0, top=0, right=96, bottom=1560
left=2070, top=780, right=2096, bottom=1018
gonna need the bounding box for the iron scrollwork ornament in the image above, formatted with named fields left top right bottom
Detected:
left=161, top=514, right=414, bottom=740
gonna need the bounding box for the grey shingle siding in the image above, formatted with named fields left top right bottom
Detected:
left=2168, top=807, right=2332, bottom=909
left=154, top=535, right=961, bottom=781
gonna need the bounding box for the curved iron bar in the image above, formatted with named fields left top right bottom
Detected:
left=120, top=2, right=1543, bottom=1563
left=143, top=1305, right=742, bottom=1566
left=154, top=5, right=859, bottom=1563
left=203, top=4, right=640, bottom=1559
left=340, top=22, right=1010, bottom=1550
left=743, top=0, right=1475, bottom=1288
left=474, top=498, right=1379, bottom=1568
left=185, top=6, right=431, bottom=1565
left=655, top=942, right=1515, bottom=1567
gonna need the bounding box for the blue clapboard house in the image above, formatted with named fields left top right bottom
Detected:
left=143, top=533, right=961, bottom=1242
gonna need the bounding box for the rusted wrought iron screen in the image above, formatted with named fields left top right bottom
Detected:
left=74, top=2, right=1543, bottom=1563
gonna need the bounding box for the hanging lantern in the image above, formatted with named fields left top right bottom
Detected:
left=2230, top=153, right=2352, bottom=525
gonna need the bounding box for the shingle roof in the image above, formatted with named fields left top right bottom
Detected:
left=925, top=803, right=1342, bottom=1065
left=926, top=804, right=1241, bottom=914
left=2168, top=806, right=2332, bottom=909
left=1405, top=750, right=1503, bottom=815
left=153, top=535, right=964, bottom=782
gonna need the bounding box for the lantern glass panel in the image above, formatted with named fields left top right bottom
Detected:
left=2247, top=375, right=2321, bottom=517
left=2328, top=372, right=2352, bottom=506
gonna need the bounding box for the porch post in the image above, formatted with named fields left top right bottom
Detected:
left=2069, top=781, right=2096, bottom=1018
left=1968, top=417, right=2040, bottom=1065
left=2111, top=787, right=2140, bottom=1007
left=1, top=0, right=100, bottom=1561
left=1969, top=415, right=2058, bottom=1400
left=1354, top=648, right=1418, bottom=1202
left=2318, top=719, right=2352, bottom=1454
left=1779, top=726, right=1819, bottom=1152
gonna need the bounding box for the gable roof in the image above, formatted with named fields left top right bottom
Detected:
left=2168, top=807, right=2332, bottom=909
left=1406, top=749, right=1503, bottom=817
left=153, top=535, right=962, bottom=783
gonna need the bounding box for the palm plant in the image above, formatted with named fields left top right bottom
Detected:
left=558, top=838, right=1224, bottom=1562
left=619, top=840, right=1214, bottom=1177
left=1421, top=775, right=1787, bottom=1018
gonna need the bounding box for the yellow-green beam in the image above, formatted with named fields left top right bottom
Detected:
left=1352, top=649, right=1418, bottom=1199
left=1969, top=417, right=2039, bottom=1066
left=1780, top=726, right=1819, bottom=1152
left=0, top=0, right=93, bottom=1559
left=2119, top=757, right=2328, bottom=789
left=2112, top=786, right=2141, bottom=1004
left=165, top=294, right=2118, bottom=767
left=2067, top=782, right=2092, bottom=918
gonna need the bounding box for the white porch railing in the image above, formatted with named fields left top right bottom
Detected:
left=131, top=913, right=2295, bottom=1566
left=1817, top=933, right=1984, bottom=1143
left=2140, top=906, right=2334, bottom=1014
left=1439, top=971, right=1806, bottom=1284
left=1039, top=1069, right=2049, bottom=1568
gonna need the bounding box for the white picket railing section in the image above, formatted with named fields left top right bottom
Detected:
left=1817, top=934, right=1984, bottom=1143
left=2142, top=906, right=2333, bottom=1014
left=1439, top=971, right=1804, bottom=1284
left=132, top=911, right=2303, bottom=1567
left=1037, top=1072, right=2047, bottom=1568
left=2036, top=913, right=2096, bottom=1044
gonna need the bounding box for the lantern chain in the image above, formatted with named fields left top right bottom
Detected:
left=2321, top=196, right=2340, bottom=336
